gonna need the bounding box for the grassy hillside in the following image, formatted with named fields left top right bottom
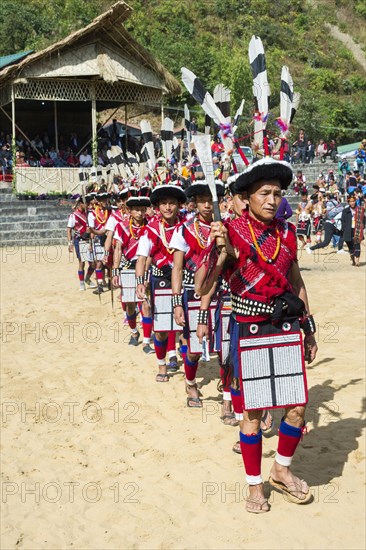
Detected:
left=0, top=0, right=365, bottom=145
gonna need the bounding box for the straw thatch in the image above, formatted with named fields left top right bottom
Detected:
left=0, top=1, right=181, bottom=96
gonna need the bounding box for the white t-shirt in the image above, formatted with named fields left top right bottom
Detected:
left=87, top=211, right=95, bottom=229
left=169, top=226, right=189, bottom=253
left=137, top=233, right=152, bottom=257
left=105, top=215, right=117, bottom=233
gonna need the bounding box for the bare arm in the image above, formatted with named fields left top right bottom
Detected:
left=195, top=222, right=237, bottom=296
left=172, top=250, right=185, bottom=326
left=112, top=240, right=122, bottom=288
left=135, top=255, right=147, bottom=300
left=288, top=262, right=318, bottom=363
left=171, top=250, right=184, bottom=295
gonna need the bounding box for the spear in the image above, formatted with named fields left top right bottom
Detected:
left=193, top=134, right=225, bottom=247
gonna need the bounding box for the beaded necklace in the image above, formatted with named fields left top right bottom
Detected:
left=129, top=218, right=145, bottom=240
left=247, top=220, right=281, bottom=264
left=159, top=218, right=175, bottom=254
left=194, top=215, right=210, bottom=249
left=95, top=206, right=108, bottom=225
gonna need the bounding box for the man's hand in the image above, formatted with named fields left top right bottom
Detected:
left=174, top=306, right=185, bottom=327
left=112, top=275, right=120, bottom=288
left=196, top=323, right=209, bottom=344
left=68, top=244, right=73, bottom=253
left=304, top=334, right=318, bottom=363
left=136, top=283, right=146, bottom=300
left=102, top=253, right=109, bottom=266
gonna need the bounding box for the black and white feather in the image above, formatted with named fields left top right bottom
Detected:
left=140, top=119, right=156, bottom=172
left=181, top=67, right=233, bottom=153
left=161, top=117, right=174, bottom=162
left=232, top=99, right=245, bottom=135
left=214, top=83, right=231, bottom=118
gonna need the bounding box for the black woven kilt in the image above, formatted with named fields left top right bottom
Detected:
left=231, top=318, right=308, bottom=410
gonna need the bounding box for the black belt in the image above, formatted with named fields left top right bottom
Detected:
left=183, top=269, right=195, bottom=287
left=119, top=257, right=136, bottom=270
left=151, top=264, right=172, bottom=279
left=231, top=294, right=274, bottom=317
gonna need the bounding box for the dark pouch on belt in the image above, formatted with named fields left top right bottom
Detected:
left=271, top=291, right=306, bottom=321
left=80, top=232, right=90, bottom=241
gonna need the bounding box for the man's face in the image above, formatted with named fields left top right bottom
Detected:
left=129, top=206, right=146, bottom=223
left=195, top=194, right=213, bottom=220
left=247, top=180, right=282, bottom=224
left=348, top=197, right=356, bottom=208
left=158, top=198, right=179, bottom=222
left=187, top=200, right=196, bottom=212
left=232, top=193, right=247, bottom=218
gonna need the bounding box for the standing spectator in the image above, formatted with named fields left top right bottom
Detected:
left=306, top=140, right=315, bottom=164
left=275, top=191, right=293, bottom=221
left=293, top=169, right=306, bottom=195
left=69, top=133, right=80, bottom=153
left=293, top=129, right=307, bottom=164
left=341, top=194, right=365, bottom=266
left=338, top=158, right=350, bottom=193
left=190, top=117, right=198, bottom=134
left=354, top=147, right=366, bottom=177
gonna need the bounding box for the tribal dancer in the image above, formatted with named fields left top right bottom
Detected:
left=295, top=191, right=313, bottom=249
left=111, top=188, right=153, bottom=350
left=67, top=198, right=95, bottom=290
left=195, top=159, right=317, bottom=512
left=170, top=180, right=225, bottom=407
left=103, top=188, right=129, bottom=261
left=135, top=183, right=186, bottom=381
left=87, top=190, right=110, bottom=294
left=311, top=192, right=325, bottom=243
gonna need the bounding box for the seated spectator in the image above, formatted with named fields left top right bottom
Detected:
left=0, top=143, right=12, bottom=172
left=66, top=152, right=79, bottom=167
left=31, top=134, right=44, bottom=154
left=97, top=150, right=105, bottom=166
left=43, top=131, right=50, bottom=149
left=316, top=139, right=327, bottom=158
left=49, top=146, right=58, bottom=162
left=53, top=153, right=68, bottom=168
left=79, top=149, right=93, bottom=167
left=28, top=154, right=39, bottom=167
left=327, top=139, right=338, bottom=161
left=40, top=151, right=54, bottom=167
left=15, top=134, right=24, bottom=149
left=15, top=151, right=28, bottom=167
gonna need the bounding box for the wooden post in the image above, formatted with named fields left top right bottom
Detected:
left=91, top=83, right=97, bottom=165
left=11, top=85, right=16, bottom=190
left=54, top=101, right=59, bottom=152
left=11, top=85, right=16, bottom=140
left=124, top=104, right=128, bottom=152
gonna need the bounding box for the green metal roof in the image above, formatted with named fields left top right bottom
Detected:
left=0, top=50, right=34, bottom=70
left=338, top=142, right=362, bottom=154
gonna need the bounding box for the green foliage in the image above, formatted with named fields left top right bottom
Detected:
left=0, top=0, right=365, bottom=145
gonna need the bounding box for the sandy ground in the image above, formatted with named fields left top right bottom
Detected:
left=0, top=243, right=365, bottom=550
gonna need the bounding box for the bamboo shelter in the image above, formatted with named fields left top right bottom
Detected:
left=0, top=1, right=181, bottom=193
